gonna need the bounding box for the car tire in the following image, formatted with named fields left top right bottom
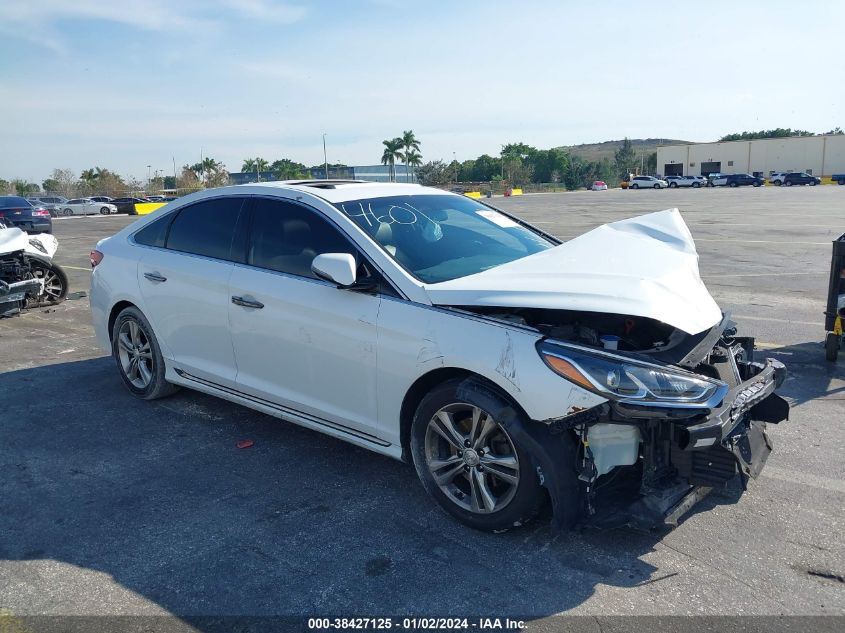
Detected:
left=630, top=183, right=639, bottom=189
left=785, top=181, right=793, bottom=186
left=410, top=378, right=548, bottom=532
left=810, top=180, right=817, bottom=186
left=774, top=180, right=782, bottom=186
left=62, top=208, right=73, bottom=216
left=729, top=182, right=738, bottom=187
left=753, top=182, right=761, bottom=187
left=112, top=306, right=180, bottom=400
left=825, top=332, right=840, bottom=362
left=100, top=207, right=110, bottom=215
left=25, top=262, right=69, bottom=306
left=669, top=182, right=677, bottom=188
left=654, top=184, right=661, bottom=189
left=693, top=182, right=701, bottom=188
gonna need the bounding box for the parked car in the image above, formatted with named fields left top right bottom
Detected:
left=769, top=172, right=787, bottom=186
left=723, top=174, right=765, bottom=188
left=59, top=198, right=118, bottom=216
left=628, top=175, right=668, bottom=189
left=665, top=175, right=705, bottom=188
left=88, top=196, right=114, bottom=203
left=28, top=196, right=68, bottom=216
left=782, top=172, right=821, bottom=186
left=705, top=173, right=723, bottom=187
left=831, top=174, right=845, bottom=185
left=590, top=181, right=608, bottom=191
left=0, top=196, right=53, bottom=233
left=90, top=182, right=789, bottom=532
left=110, top=197, right=149, bottom=215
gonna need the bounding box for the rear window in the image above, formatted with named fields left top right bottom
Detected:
left=165, top=197, right=245, bottom=260
left=0, top=197, right=32, bottom=209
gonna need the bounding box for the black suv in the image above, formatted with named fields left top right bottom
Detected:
left=725, top=174, right=764, bottom=187
left=782, top=172, right=820, bottom=186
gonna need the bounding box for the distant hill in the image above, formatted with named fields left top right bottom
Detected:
left=555, top=138, right=693, bottom=162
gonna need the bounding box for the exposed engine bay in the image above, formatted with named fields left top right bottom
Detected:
left=453, top=304, right=790, bottom=529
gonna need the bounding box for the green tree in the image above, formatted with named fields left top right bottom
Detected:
left=400, top=130, right=421, bottom=182
left=0, top=179, right=11, bottom=194
left=381, top=137, right=403, bottom=182
left=11, top=179, right=39, bottom=194
left=189, top=158, right=228, bottom=187
left=80, top=168, right=99, bottom=188
left=614, top=138, right=638, bottom=177
left=405, top=149, right=422, bottom=182
left=719, top=128, right=814, bottom=142
left=501, top=142, right=536, bottom=160
left=241, top=157, right=269, bottom=174
left=42, top=178, right=60, bottom=193
left=646, top=152, right=657, bottom=175
left=242, top=158, right=257, bottom=172
left=415, top=160, right=451, bottom=186
left=271, top=158, right=308, bottom=180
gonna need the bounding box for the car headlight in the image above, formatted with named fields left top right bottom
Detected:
left=538, top=341, right=726, bottom=406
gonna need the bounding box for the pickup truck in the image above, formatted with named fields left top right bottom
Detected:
left=831, top=174, right=845, bottom=185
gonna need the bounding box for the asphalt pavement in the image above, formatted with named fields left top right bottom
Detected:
left=0, top=187, right=843, bottom=629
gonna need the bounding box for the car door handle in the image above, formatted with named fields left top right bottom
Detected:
left=231, top=296, right=264, bottom=309
left=143, top=272, right=167, bottom=282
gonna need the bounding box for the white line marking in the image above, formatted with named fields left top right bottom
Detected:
left=704, top=272, right=819, bottom=278
left=695, top=239, right=829, bottom=245
left=762, top=466, right=845, bottom=494
left=61, top=265, right=93, bottom=272
left=732, top=314, right=824, bottom=327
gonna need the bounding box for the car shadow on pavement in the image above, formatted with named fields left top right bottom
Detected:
left=755, top=340, right=845, bottom=406
left=0, top=357, right=747, bottom=625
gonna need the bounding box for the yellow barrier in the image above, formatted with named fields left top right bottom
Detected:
left=464, top=191, right=482, bottom=199
left=511, top=188, right=523, bottom=195
left=134, top=202, right=167, bottom=215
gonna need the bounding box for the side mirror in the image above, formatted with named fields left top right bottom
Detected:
left=311, top=253, right=357, bottom=287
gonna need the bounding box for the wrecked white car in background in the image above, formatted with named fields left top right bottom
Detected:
left=90, top=182, right=788, bottom=532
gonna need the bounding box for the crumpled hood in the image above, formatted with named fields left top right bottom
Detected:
left=424, top=208, right=722, bottom=335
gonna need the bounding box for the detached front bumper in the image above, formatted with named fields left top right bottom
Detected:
left=580, top=356, right=789, bottom=529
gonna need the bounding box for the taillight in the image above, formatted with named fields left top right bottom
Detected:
left=33, top=210, right=51, bottom=217
left=90, top=250, right=104, bottom=268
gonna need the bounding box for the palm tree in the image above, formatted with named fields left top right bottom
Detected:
left=255, top=158, right=269, bottom=173
left=400, top=130, right=421, bottom=182
left=405, top=149, right=422, bottom=183
left=381, top=138, right=403, bottom=182
left=242, top=158, right=257, bottom=172
left=80, top=168, right=98, bottom=188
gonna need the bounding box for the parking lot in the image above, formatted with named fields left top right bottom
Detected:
left=1, top=187, right=843, bottom=626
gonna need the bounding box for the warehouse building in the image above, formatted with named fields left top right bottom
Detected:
left=657, top=134, right=845, bottom=179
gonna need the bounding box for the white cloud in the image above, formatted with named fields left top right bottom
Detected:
left=221, top=0, right=307, bottom=23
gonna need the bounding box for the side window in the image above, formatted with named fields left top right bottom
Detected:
left=248, top=198, right=355, bottom=279
left=166, top=197, right=244, bottom=261
left=133, top=214, right=173, bottom=248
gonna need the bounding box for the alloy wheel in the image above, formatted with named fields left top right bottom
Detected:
left=117, top=319, right=154, bottom=389
left=424, top=403, right=520, bottom=514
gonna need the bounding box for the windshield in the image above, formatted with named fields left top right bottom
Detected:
left=334, top=194, right=555, bottom=283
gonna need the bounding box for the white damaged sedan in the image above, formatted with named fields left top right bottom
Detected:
left=90, top=181, right=788, bottom=532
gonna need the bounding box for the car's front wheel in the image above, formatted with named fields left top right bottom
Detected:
left=62, top=208, right=73, bottom=216
left=100, top=206, right=111, bottom=214
left=810, top=180, right=817, bottom=186
left=112, top=306, right=179, bottom=400
left=630, top=183, right=639, bottom=189
left=692, top=182, right=701, bottom=188
left=25, top=262, right=68, bottom=306
left=410, top=380, right=546, bottom=532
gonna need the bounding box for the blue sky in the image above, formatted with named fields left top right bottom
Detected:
left=1, top=0, right=843, bottom=183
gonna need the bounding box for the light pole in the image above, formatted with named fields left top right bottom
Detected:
left=146, top=165, right=151, bottom=192
left=453, top=152, right=457, bottom=184
left=323, top=133, right=329, bottom=180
